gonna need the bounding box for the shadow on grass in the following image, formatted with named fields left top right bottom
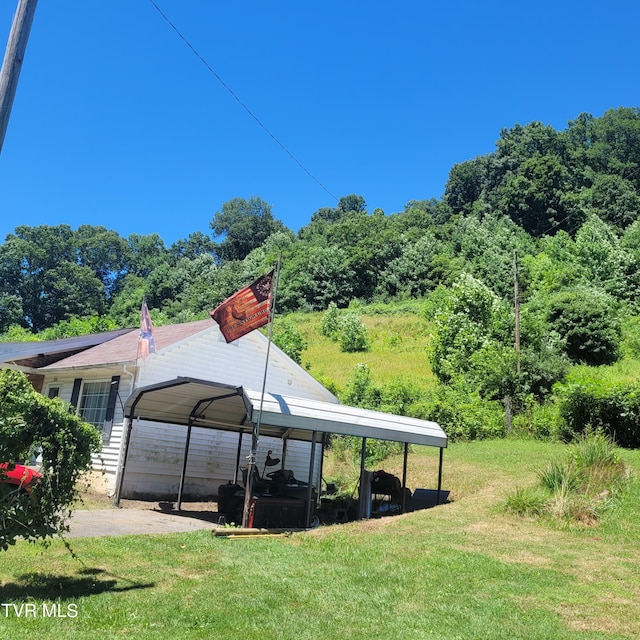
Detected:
left=0, top=568, right=154, bottom=601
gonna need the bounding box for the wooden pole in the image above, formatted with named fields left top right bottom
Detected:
left=0, top=0, right=38, bottom=154
left=513, top=250, right=521, bottom=374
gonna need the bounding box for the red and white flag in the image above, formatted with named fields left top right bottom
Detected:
left=139, top=299, right=156, bottom=358
left=210, top=271, right=274, bottom=343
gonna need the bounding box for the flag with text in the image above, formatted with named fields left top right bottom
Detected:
left=210, top=271, right=274, bottom=343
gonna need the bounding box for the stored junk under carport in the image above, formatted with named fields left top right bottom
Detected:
left=115, top=376, right=448, bottom=528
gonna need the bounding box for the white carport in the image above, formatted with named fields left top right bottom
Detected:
left=115, top=377, right=448, bottom=526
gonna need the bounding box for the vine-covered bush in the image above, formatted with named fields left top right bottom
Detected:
left=556, top=380, right=640, bottom=448
left=0, top=370, right=102, bottom=550
left=420, top=384, right=506, bottom=441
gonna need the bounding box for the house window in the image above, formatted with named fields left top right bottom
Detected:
left=79, top=381, right=112, bottom=429
left=47, top=386, right=60, bottom=399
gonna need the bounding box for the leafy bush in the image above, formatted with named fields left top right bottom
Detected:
left=420, top=384, right=505, bottom=441
left=428, top=273, right=512, bottom=384
left=556, top=380, right=640, bottom=447
left=511, top=398, right=564, bottom=440
left=546, top=288, right=622, bottom=366
left=0, top=370, right=102, bottom=550
left=273, top=321, right=308, bottom=365
left=320, top=302, right=341, bottom=338
left=338, top=313, right=369, bottom=353
left=320, top=304, right=369, bottom=352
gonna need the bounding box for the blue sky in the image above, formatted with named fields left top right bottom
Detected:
left=1, top=1, right=639, bottom=246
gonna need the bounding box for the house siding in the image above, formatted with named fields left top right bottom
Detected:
left=117, top=327, right=332, bottom=500
left=32, top=324, right=336, bottom=500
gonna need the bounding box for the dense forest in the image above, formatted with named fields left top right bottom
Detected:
left=3, top=107, right=640, bottom=446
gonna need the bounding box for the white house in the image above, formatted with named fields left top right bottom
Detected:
left=1, top=319, right=339, bottom=499
left=1, top=318, right=448, bottom=510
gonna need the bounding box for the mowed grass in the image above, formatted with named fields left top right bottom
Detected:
left=2, top=439, right=640, bottom=640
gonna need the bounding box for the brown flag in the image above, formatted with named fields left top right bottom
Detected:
left=210, top=271, right=274, bottom=343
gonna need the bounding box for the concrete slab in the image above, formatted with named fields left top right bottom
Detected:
left=66, top=507, right=222, bottom=538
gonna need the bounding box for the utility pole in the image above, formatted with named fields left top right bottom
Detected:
left=513, top=249, right=521, bottom=374
left=0, top=0, right=38, bottom=155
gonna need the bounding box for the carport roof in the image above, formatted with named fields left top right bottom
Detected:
left=124, top=377, right=447, bottom=448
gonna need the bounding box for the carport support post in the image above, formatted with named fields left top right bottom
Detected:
left=401, top=443, right=409, bottom=513
left=233, top=431, right=243, bottom=484
left=113, top=416, right=133, bottom=506
left=177, top=420, right=194, bottom=510
left=358, top=437, right=367, bottom=520
left=437, top=447, right=444, bottom=505
left=305, top=431, right=317, bottom=528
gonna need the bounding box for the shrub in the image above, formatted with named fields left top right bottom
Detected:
left=546, top=288, right=622, bottom=366
left=320, top=302, right=341, bottom=338
left=338, top=313, right=369, bottom=352
left=273, top=321, right=308, bottom=365
left=556, top=380, right=640, bottom=448
left=0, top=370, right=102, bottom=550
left=511, top=398, right=564, bottom=440
left=421, top=384, right=505, bottom=441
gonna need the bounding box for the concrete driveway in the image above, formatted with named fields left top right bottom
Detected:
left=66, top=504, right=223, bottom=538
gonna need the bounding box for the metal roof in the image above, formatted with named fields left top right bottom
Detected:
left=124, top=377, right=447, bottom=448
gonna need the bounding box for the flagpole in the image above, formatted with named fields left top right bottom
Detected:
left=241, top=254, right=282, bottom=527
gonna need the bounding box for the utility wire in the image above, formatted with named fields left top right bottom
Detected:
left=146, top=0, right=338, bottom=203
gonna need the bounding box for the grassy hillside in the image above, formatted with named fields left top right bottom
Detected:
left=283, top=305, right=437, bottom=393
left=2, top=440, right=639, bottom=639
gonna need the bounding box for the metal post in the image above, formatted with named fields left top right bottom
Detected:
left=305, top=431, right=317, bottom=527
left=242, top=256, right=282, bottom=527
left=0, top=0, right=38, bottom=154
left=176, top=421, right=194, bottom=510
left=437, top=447, right=444, bottom=505
left=233, top=431, right=243, bottom=484
left=358, top=437, right=367, bottom=519
left=113, top=417, right=133, bottom=506
left=401, top=442, right=409, bottom=513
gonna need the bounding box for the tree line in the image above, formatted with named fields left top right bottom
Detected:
left=2, top=106, right=640, bottom=443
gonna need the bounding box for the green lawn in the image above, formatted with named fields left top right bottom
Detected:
left=2, top=439, right=639, bottom=639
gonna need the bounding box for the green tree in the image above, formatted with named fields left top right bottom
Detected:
left=546, top=288, right=621, bottom=366
left=169, top=232, right=216, bottom=261
left=499, top=154, right=579, bottom=236
left=429, top=274, right=512, bottom=384
left=211, top=197, right=288, bottom=262
left=444, top=156, right=489, bottom=215
left=0, top=370, right=101, bottom=550
left=278, top=245, right=355, bottom=312
left=0, top=225, right=107, bottom=331
left=579, top=174, right=640, bottom=229
left=126, top=233, right=170, bottom=278
left=74, top=225, right=132, bottom=298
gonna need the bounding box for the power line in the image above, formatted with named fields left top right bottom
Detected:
left=146, top=0, right=338, bottom=203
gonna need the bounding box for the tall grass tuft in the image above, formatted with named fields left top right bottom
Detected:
left=505, top=430, right=630, bottom=525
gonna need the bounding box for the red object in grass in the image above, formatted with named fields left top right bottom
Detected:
left=0, top=463, right=42, bottom=494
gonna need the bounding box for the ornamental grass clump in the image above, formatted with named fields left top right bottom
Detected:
left=505, top=430, right=630, bottom=525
